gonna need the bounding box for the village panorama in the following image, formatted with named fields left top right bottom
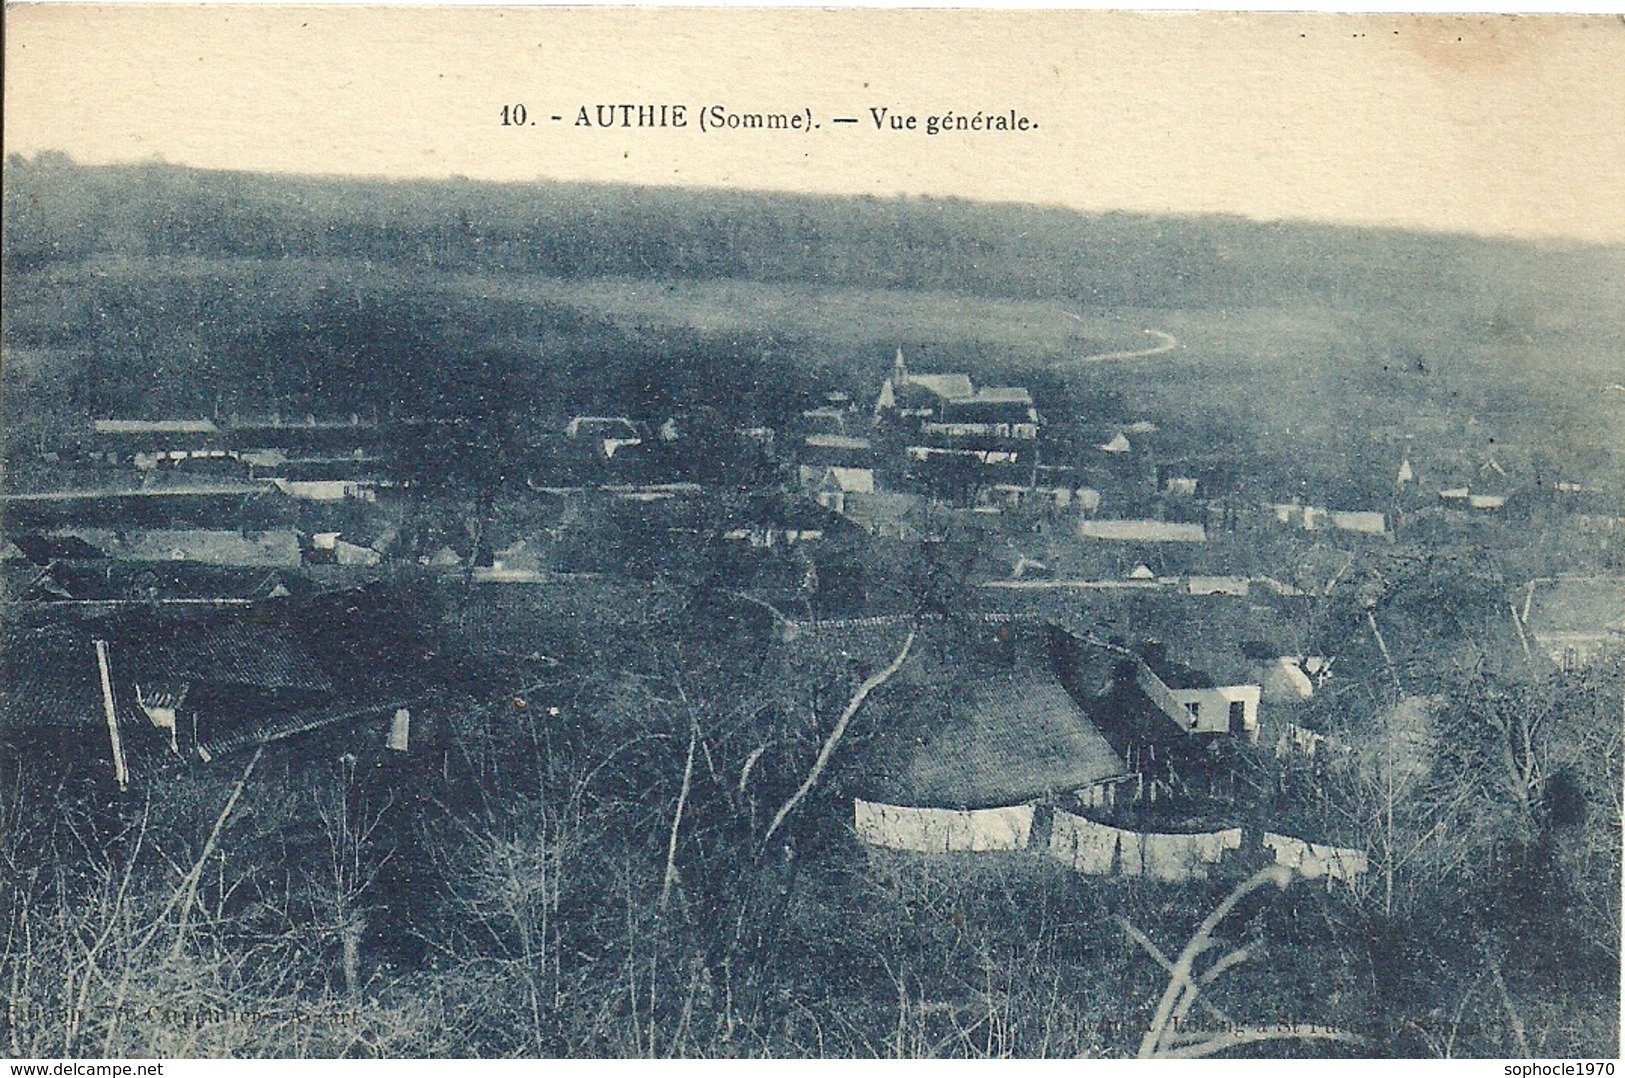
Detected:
left=2, top=157, right=1622, bottom=1059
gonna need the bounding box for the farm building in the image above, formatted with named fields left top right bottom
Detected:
left=0, top=584, right=453, bottom=782
left=1518, top=576, right=1625, bottom=670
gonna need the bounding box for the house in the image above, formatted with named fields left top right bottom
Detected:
left=1078, top=520, right=1207, bottom=543
left=1273, top=504, right=1387, bottom=537
left=874, top=350, right=1039, bottom=440
left=1519, top=576, right=1625, bottom=670
left=1330, top=511, right=1387, bottom=535
left=130, top=447, right=246, bottom=478
left=939, top=387, right=1040, bottom=436
left=0, top=586, right=445, bottom=779
left=1114, top=640, right=1263, bottom=740
left=905, top=445, right=1019, bottom=466
left=797, top=617, right=1131, bottom=810
left=332, top=537, right=384, bottom=567
left=802, top=466, right=875, bottom=515
left=94, top=418, right=220, bottom=437
left=223, top=415, right=379, bottom=455
left=800, top=406, right=851, bottom=435
left=2, top=560, right=84, bottom=602
left=788, top=617, right=1329, bottom=872
left=801, top=433, right=874, bottom=466
left=839, top=491, right=925, bottom=539
left=738, top=426, right=776, bottom=452
left=722, top=526, right=824, bottom=548
left=565, top=416, right=643, bottom=459
left=255, top=452, right=386, bottom=483
left=212, top=583, right=447, bottom=757
left=272, top=478, right=376, bottom=502
left=1, top=615, right=132, bottom=777
left=874, top=349, right=975, bottom=418
left=8, top=533, right=106, bottom=564
left=714, top=491, right=848, bottom=554
left=1187, top=576, right=1250, bottom=597
left=1164, top=476, right=1199, bottom=497
left=90, top=419, right=223, bottom=463
left=99, top=529, right=302, bottom=568
left=0, top=477, right=288, bottom=535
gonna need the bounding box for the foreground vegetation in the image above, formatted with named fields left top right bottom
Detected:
left=2, top=580, right=1617, bottom=1058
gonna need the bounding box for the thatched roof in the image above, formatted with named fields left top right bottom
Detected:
left=830, top=618, right=1128, bottom=809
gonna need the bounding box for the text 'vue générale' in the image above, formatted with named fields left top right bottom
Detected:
left=500, top=104, right=1040, bottom=136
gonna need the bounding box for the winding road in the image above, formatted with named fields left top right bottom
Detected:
left=1059, top=328, right=1180, bottom=368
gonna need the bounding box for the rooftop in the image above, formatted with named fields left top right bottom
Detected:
left=94, top=419, right=219, bottom=436
left=822, top=467, right=876, bottom=494
left=1523, top=577, right=1625, bottom=637
left=853, top=619, right=1128, bottom=808
left=782, top=617, right=1128, bottom=809
left=969, top=387, right=1034, bottom=405
left=904, top=373, right=976, bottom=401
left=1078, top=519, right=1207, bottom=543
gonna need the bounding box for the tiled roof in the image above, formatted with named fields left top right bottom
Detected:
left=3, top=480, right=276, bottom=504
left=9, top=534, right=106, bottom=563
left=198, top=696, right=412, bottom=756
left=274, top=584, right=450, bottom=699
left=886, top=669, right=1126, bottom=808
left=1, top=620, right=107, bottom=728
left=779, top=615, right=917, bottom=675
left=128, top=618, right=334, bottom=695
left=803, top=434, right=873, bottom=452
left=840, top=492, right=924, bottom=531
left=2, top=588, right=446, bottom=758
left=105, top=530, right=301, bottom=568
left=975, top=587, right=1311, bottom=688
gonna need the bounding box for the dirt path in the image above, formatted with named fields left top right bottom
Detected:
left=1060, top=328, right=1180, bottom=367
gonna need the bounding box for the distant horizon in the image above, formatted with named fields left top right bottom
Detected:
left=10, top=149, right=1625, bottom=255
left=7, top=8, right=1623, bottom=245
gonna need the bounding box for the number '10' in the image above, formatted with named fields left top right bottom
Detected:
left=500, top=104, right=528, bottom=126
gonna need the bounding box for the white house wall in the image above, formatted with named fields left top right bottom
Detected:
left=1167, top=685, right=1261, bottom=735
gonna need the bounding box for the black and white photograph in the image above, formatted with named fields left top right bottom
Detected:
left=2, top=7, right=1622, bottom=1061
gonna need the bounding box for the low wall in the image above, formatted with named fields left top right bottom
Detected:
left=853, top=799, right=1033, bottom=853
left=1048, top=810, right=1241, bottom=883
left=1263, top=832, right=1369, bottom=883
left=853, top=800, right=1366, bottom=886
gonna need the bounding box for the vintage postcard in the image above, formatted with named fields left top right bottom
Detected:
left=3, top=6, right=1622, bottom=1062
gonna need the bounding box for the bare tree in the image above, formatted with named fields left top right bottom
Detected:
left=1127, top=866, right=1366, bottom=1059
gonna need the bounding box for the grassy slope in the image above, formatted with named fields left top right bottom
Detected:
left=5, top=159, right=1623, bottom=476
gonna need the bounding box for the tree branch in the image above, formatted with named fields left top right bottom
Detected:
left=1158, top=1024, right=1366, bottom=1059
left=1138, top=865, right=1291, bottom=1058
left=659, top=722, right=698, bottom=911
left=167, top=746, right=263, bottom=959
left=761, top=628, right=916, bottom=850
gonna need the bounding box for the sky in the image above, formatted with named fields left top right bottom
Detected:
left=6, top=6, right=1624, bottom=244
